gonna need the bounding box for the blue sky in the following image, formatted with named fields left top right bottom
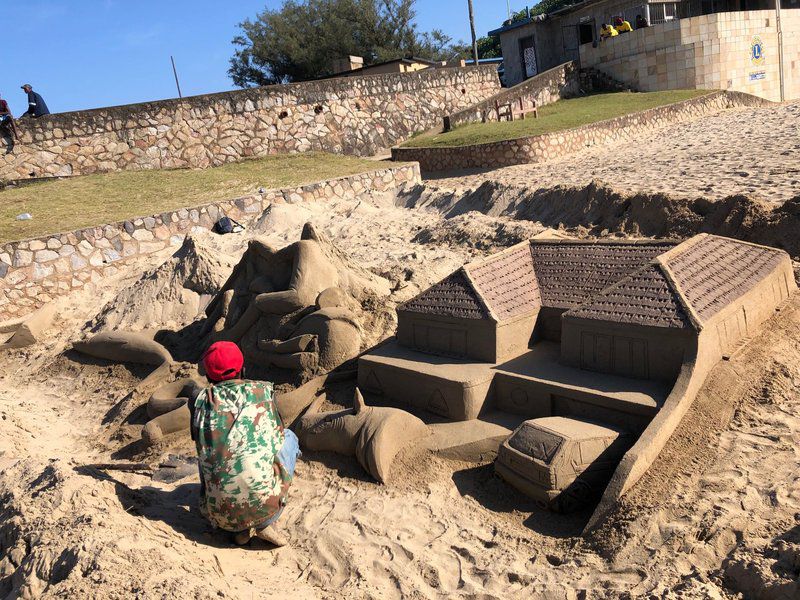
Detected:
left=3, top=0, right=519, bottom=115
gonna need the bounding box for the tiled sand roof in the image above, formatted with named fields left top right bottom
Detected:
left=565, top=264, right=692, bottom=329
left=399, top=270, right=489, bottom=319
left=664, top=235, right=787, bottom=322
left=530, top=241, right=676, bottom=310
left=466, top=243, right=541, bottom=321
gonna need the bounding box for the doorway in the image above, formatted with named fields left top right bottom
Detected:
left=578, top=21, right=596, bottom=45
left=519, top=35, right=538, bottom=79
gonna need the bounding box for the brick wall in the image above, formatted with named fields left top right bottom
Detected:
left=0, top=164, right=420, bottom=320
left=391, top=91, right=769, bottom=172
left=0, top=67, right=499, bottom=180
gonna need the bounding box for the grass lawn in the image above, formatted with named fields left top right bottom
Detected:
left=0, top=152, right=388, bottom=243
left=402, top=90, right=713, bottom=148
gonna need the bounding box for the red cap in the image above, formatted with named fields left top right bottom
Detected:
left=202, top=341, right=244, bottom=382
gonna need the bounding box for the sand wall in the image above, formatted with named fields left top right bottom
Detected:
left=0, top=67, right=499, bottom=180
left=392, top=91, right=771, bottom=171
left=0, top=163, right=420, bottom=320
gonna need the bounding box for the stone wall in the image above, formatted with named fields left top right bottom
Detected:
left=0, top=67, right=499, bottom=180
left=0, top=164, right=420, bottom=321
left=443, top=62, right=581, bottom=131
left=579, top=9, right=800, bottom=102
left=391, top=90, right=770, bottom=172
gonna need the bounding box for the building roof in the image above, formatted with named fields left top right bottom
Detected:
left=400, top=239, right=675, bottom=323
left=565, top=264, right=691, bottom=329
left=565, top=234, right=789, bottom=329
left=400, top=235, right=789, bottom=329
left=400, top=270, right=489, bottom=319
left=529, top=240, right=675, bottom=310
left=319, top=57, right=440, bottom=80
left=467, top=242, right=541, bottom=321
left=661, top=234, right=788, bottom=322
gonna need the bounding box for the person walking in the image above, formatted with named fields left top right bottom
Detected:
left=190, top=341, right=300, bottom=547
left=20, top=84, right=50, bottom=118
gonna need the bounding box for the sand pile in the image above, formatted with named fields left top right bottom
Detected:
left=408, top=181, right=800, bottom=261
left=411, top=211, right=546, bottom=250
left=90, top=235, right=236, bottom=333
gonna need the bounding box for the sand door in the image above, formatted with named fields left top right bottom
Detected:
left=519, top=36, right=538, bottom=79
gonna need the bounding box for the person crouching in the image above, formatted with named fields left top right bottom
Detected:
left=190, top=341, right=300, bottom=546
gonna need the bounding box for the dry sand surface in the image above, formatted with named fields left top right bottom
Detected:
left=429, top=101, right=800, bottom=204
left=1, top=172, right=799, bottom=597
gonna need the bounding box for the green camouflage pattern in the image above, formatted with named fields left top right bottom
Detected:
left=192, top=379, right=291, bottom=532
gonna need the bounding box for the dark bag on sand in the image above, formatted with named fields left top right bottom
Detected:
left=214, top=217, right=244, bottom=234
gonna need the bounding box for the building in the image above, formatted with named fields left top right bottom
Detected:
left=490, top=0, right=800, bottom=100
left=359, top=234, right=794, bottom=424
left=328, top=56, right=444, bottom=78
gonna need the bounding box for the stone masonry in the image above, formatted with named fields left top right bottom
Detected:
left=392, top=91, right=771, bottom=172
left=0, top=67, right=499, bottom=180
left=0, top=164, right=420, bottom=320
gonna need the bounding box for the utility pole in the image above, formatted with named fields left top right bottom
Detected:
left=776, top=0, right=785, bottom=102
left=506, top=0, right=512, bottom=20
left=468, top=0, right=479, bottom=66
left=171, top=55, right=183, bottom=99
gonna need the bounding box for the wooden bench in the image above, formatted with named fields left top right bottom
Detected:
left=495, top=97, right=538, bottom=122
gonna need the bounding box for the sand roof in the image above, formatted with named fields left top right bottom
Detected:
left=529, top=240, right=676, bottom=310
left=399, top=270, right=490, bottom=319
left=662, top=234, right=788, bottom=322
left=399, top=235, right=787, bottom=327
left=400, top=239, right=676, bottom=322
left=566, top=234, right=789, bottom=329
left=466, top=242, right=541, bottom=321
left=565, top=264, right=691, bottom=329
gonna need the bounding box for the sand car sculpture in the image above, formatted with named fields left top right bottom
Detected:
left=358, top=234, right=797, bottom=516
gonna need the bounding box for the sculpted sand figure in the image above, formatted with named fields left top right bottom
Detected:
left=249, top=289, right=363, bottom=376
left=0, top=304, right=56, bottom=350
left=295, top=389, right=429, bottom=483
left=72, top=331, right=173, bottom=366
left=204, top=223, right=381, bottom=378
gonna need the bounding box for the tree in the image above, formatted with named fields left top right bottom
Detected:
left=229, top=0, right=462, bottom=86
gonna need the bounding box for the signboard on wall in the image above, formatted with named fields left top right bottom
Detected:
left=751, top=36, right=765, bottom=66
left=749, top=35, right=766, bottom=83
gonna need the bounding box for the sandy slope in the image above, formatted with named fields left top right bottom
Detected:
left=0, top=184, right=798, bottom=598
left=428, top=101, right=800, bottom=205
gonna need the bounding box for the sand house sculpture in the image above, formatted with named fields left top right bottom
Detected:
left=359, top=234, right=796, bottom=513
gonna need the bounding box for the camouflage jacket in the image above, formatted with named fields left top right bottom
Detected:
left=191, top=379, right=291, bottom=532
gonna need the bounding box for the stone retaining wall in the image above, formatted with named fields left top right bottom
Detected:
left=443, top=62, right=580, bottom=131
left=392, top=91, right=771, bottom=172
left=0, top=67, right=499, bottom=180
left=0, top=164, right=420, bottom=320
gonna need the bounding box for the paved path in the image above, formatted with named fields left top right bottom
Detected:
left=428, top=101, right=800, bottom=204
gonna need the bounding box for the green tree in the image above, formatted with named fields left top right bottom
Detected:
left=229, top=0, right=461, bottom=86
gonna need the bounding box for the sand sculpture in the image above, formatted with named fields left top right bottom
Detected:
left=142, top=377, right=204, bottom=444
left=296, top=389, right=429, bottom=483
left=73, top=331, right=173, bottom=366
left=202, top=223, right=386, bottom=379
left=71, top=223, right=394, bottom=448
left=0, top=303, right=56, bottom=350
left=359, top=234, right=797, bottom=511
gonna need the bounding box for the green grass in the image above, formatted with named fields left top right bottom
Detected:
left=0, top=152, right=389, bottom=243
left=402, top=90, right=713, bottom=148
